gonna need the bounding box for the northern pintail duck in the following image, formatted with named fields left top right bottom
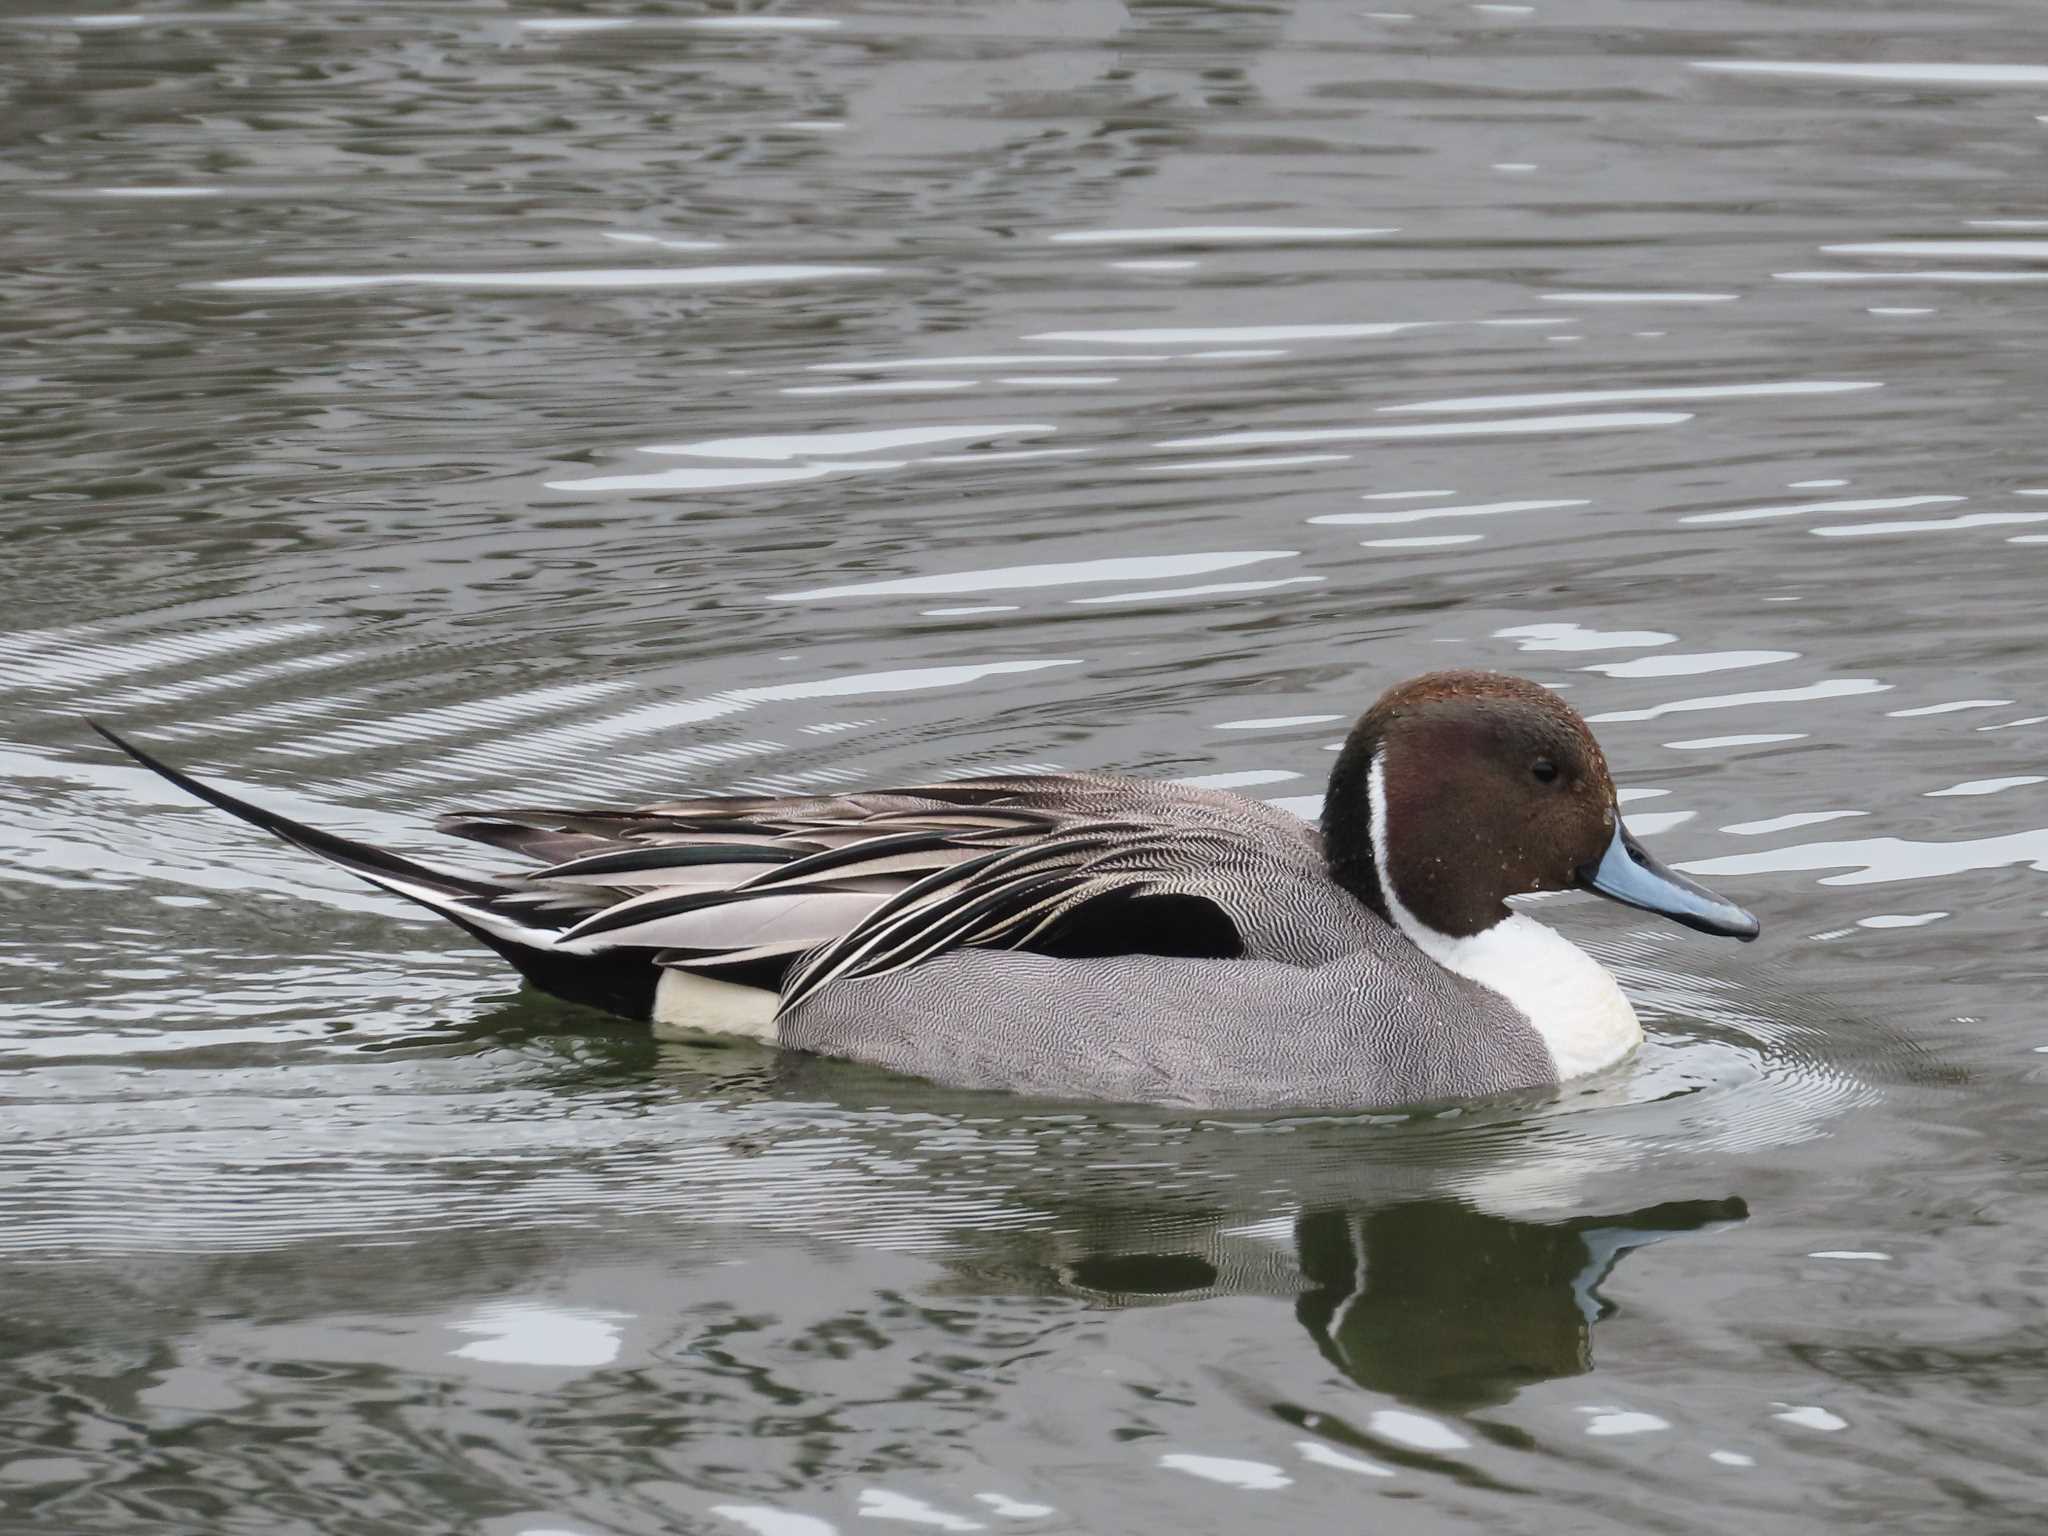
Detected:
left=95, top=670, right=1757, bottom=1110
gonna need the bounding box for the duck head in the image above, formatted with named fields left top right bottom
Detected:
left=1323, top=670, right=1758, bottom=943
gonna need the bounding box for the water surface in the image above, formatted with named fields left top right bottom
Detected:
left=5, top=2, right=2048, bottom=1531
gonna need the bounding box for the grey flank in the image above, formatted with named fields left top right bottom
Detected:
left=781, top=942, right=1556, bottom=1111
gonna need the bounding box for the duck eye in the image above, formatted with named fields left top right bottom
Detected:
left=1531, top=759, right=1559, bottom=785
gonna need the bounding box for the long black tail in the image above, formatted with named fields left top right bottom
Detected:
left=87, top=724, right=663, bottom=1019
left=89, top=721, right=505, bottom=906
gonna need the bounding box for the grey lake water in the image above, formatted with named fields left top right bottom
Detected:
left=4, top=1, right=2047, bottom=1531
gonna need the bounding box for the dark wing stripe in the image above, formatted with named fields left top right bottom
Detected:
left=558, top=885, right=753, bottom=945
left=986, top=873, right=1153, bottom=949
left=737, top=847, right=991, bottom=893
left=841, top=870, right=1083, bottom=980
left=777, top=855, right=1023, bottom=1009
left=731, top=828, right=984, bottom=890
left=777, top=829, right=1157, bottom=1009
left=784, top=867, right=1080, bottom=1006
left=532, top=843, right=797, bottom=880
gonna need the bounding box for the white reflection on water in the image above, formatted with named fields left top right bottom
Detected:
left=0, top=621, right=327, bottom=694
left=1217, top=715, right=1343, bottom=731
left=1664, top=733, right=1805, bottom=750
left=772, top=551, right=1296, bottom=602
left=21, top=13, right=149, bottom=25
left=1496, top=622, right=1675, bottom=652
left=88, top=185, right=225, bottom=198
left=1540, top=291, right=1737, bottom=304
left=712, top=1508, right=838, bottom=1536
left=686, top=15, right=841, bottom=29
left=602, top=231, right=724, bottom=252
left=1857, top=913, right=1946, bottom=930
left=548, top=461, right=894, bottom=493
left=1682, top=828, right=2048, bottom=886
left=1886, top=699, right=2011, bottom=717
left=267, top=680, right=635, bottom=761
left=212, top=265, right=884, bottom=292
left=652, top=425, right=1054, bottom=460
left=1314, top=498, right=1588, bottom=527
left=1380, top=381, right=1878, bottom=414
left=1587, top=678, right=1888, bottom=723
left=1583, top=651, right=1797, bottom=679
left=809, top=354, right=1172, bottom=370
left=522, top=15, right=842, bottom=31
left=1926, top=776, right=2045, bottom=798
left=1069, top=577, right=1324, bottom=605
left=855, top=1490, right=986, bottom=1530
left=1157, top=1455, right=1290, bottom=1491
left=1772, top=1405, right=1848, bottom=1432
left=1581, top=1407, right=1670, bottom=1437
left=1369, top=1410, right=1469, bottom=1452
left=1778, top=270, right=2048, bottom=284
left=990, top=375, right=1118, bottom=388
left=1621, top=811, right=1695, bottom=836
left=1360, top=534, right=1482, bottom=549
left=1681, top=494, right=1962, bottom=526
left=974, top=1494, right=1054, bottom=1518
left=1813, top=512, right=2048, bottom=538
left=1158, top=410, right=1691, bottom=451
left=782, top=380, right=979, bottom=397
left=449, top=1303, right=625, bottom=1367
left=1694, top=60, right=2048, bottom=86
left=552, top=423, right=1061, bottom=491
left=1028, top=323, right=1428, bottom=344
left=1051, top=226, right=1393, bottom=244
left=398, top=661, right=1084, bottom=784
left=921, top=449, right=1089, bottom=465
left=1174, top=769, right=1300, bottom=790
left=1722, top=810, right=1868, bottom=837
left=1294, top=1443, right=1394, bottom=1478
left=1144, top=453, right=1352, bottom=475
left=1825, top=240, right=2048, bottom=258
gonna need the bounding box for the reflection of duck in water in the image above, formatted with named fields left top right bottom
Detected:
left=1061, top=1196, right=1746, bottom=1411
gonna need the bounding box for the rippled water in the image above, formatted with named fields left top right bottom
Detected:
left=6, top=2, right=2048, bottom=1531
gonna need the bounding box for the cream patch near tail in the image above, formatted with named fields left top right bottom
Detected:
left=651, top=969, right=781, bottom=1043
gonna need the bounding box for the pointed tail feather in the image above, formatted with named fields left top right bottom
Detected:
left=89, top=721, right=512, bottom=912
left=89, top=723, right=669, bottom=1020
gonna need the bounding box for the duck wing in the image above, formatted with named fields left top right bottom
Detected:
left=440, top=772, right=1364, bottom=994
left=93, top=726, right=1373, bottom=1022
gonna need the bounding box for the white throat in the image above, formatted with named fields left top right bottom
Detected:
left=1365, top=755, right=1640, bottom=1080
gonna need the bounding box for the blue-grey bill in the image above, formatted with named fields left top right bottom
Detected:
left=1576, top=821, right=1760, bottom=941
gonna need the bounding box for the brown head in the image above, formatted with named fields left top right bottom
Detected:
left=1323, top=670, right=1758, bottom=943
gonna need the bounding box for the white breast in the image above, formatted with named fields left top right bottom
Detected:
left=1394, top=910, right=1642, bottom=1079
left=1367, top=759, right=1642, bottom=1080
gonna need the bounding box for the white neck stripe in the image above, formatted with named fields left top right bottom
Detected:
left=1365, top=752, right=1426, bottom=941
